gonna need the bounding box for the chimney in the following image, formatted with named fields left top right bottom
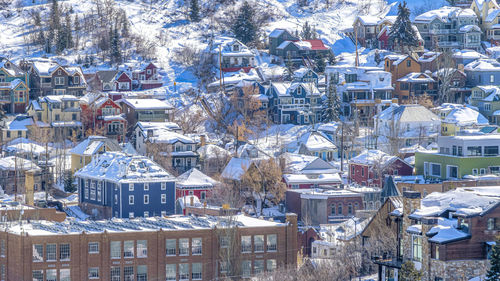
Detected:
left=285, top=213, right=298, bottom=266
left=190, top=196, right=194, bottom=207
left=200, top=135, right=206, bottom=147
left=147, top=129, right=154, bottom=138
left=458, top=64, right=464, bottom=72
left=25, top=170, right=35, bottom=206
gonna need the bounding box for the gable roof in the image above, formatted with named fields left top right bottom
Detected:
left=298, top=131, right=337, bottom=152
left=221, top=157, right=252, bottom=181
left=119, top=98, right=173, bottom=110
left=176, top=168, right=218, bottom=188
left=96, top=70, right=119, bottom=83
left=70, top=136, right=121, bottom=156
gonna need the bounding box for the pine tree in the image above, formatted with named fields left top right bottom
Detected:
left=374, top=50, right=382, bottom=65
left=399, top=261, right=422, bottom=281
left=74, top=15, right=80, bottom=49
left=321, top=74, right=341, bottom=123
left=44, top=37, right=52, bottom=53
left=487, top=238, right=500, bottom=281
left=63, top=171, right=76, bottom=193
left=189, top=0, right=200, bottom=22
left=327, top=51, right=336, bottom=65
left=301, top=21, right=312, bottom=40
left=50, top=0, right=60, bottom=33
left=315, top=55, right=326, bottom=73
left=231, top=1, right=257, bottom=44
left=284, top=52, right=294, bottom=80
left=56, top=28, right=67, bottom=54
left=110, top=27, right=122, bottom=65
left=121, top=13, right=129, bottom=38
left=65, top=14, right=73, bottom=49
left=388, top=2, right=418, bottom=54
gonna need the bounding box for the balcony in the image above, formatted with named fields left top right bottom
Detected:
left=278, top=104, right=311, bottom=111
left=429, top=29, right=454, bottom=35
left=437, top=41, right=461, bottom=47
left=0, top=82, right=10, bottom=88
left=139, top=79, right=163, bottom=85
left=41, top=82, right=52, bottom=88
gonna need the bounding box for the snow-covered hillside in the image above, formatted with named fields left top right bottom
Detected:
left=0, top=0, right=448, bottom=94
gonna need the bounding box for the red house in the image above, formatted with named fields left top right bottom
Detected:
left=86, top=70, right=132, bottom=92
left=348, top=150, right=413, bottom=187
left=132, top=62, right=163, bottom=90
left=114, top=72, right=132, bottom=91
left=283, top=173, right=342, bottom=189
left=80, top=93, right=127, bottom=142
left=175, top=168, right=218, bottom=202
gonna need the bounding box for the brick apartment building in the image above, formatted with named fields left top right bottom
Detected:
left=0, top=214, right=298, bottom=281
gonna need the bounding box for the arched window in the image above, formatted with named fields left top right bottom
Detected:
left=330, top=204, right=336, bottom=216
left=338, top=203, right=343, bottom=215
left=354, top=202, right=359, bottom=211
left=348, top=203, right=353, bottom=215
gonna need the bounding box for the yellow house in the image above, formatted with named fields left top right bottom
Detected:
left=70, top=136, right=121, bottom=173
left=434, top=104, right=489, bottom=136
left=26, top=95, right=83, bottom=141
left=471, top=0, right=500, bottom=41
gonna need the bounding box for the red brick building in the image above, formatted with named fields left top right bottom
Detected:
left=0, top=214, right=298, bottom=281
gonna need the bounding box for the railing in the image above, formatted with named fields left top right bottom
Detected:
left=437, top=41, right=461, bottom=47
left=139, top=79, right=162, bottom=84
left=278, top=104, right=311, bottom=111
left=0, top=82, right=10, bottom=88
left=41, top=82, right=52, bottom=88
left=429, top=29, right=454, bottom=35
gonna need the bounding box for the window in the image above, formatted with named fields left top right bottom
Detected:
left=458, top=146, right=463, bottom=156
left=129, top=212, right=134, bottom=218
left=348, top=203, right=353, bottom=215
left=473, top=168, right=478, bottom=176
left=179, top=238, right=189, bottom=256
left=111, top=241, right=121, bottom=259
left=46, top=269, right=57, bottom=281
left=406, top=60, right=411, bottom=67
left=491, top=75, right=495, bottom=83
left=242, top=260, right=252, bottom=277
left=32, top=270, right=43, bottom=281
left=97, top=184, right=102, bottom=202
left=46, top=244, right=56, bottom=261
left=481, top=168, right=487, bottom=175
left=201, top=191, right=206, bottom=200
left=60, top=243, right=70, bottom=261
left=485, top=146, right=499, bottom=156
left=267, top=259, right=277, bottom=272
left=166, top=264, right=176, bottom=281
left=129, top=183, right=134, bottom=191
left=179, top=263, right=189, bottom=280
left=467, top=146, right=482, bottom=156
left=447, top=166, right=458, bottom=179
left=254, top=260, right=264, bottom=274
left=72, top=113, right=77, bottom=121
left=161, top=194, right=167, bottom=204
left=254, top=235, right=264, bottom=252
left=430, top=163, right=441, bottom=177
left=55, top=77, right=65, bottom=85
left=192, top=263, right=202, bottom=280
left=124, top=240, right=134, bottom=258
left=166, top=239, right=176, bottom=256
left=144, top=194, right=149, bottom=204
left=338, top=203, right=343, bottom=215
left=412, top=236, right=422, bottom=262
left=33, top=244, right=43, bottom=262
left=137, top=265, right=147, bottom=281
left=484, top=103, right=491, bottom=111
left=129, top=195, right=134, bottom=205
left=219, top=236, right=229, bottom=248
left=161, top=182, right=167, bottom=190
left=137, top=240, right=147, bottom=258
left=60, top=269, right=70, bottom=281
left=144, top=183, right=149, bottom=191
left=345, top=74, right=357, bottom=83
left=124, top=266, right=134, bottom=281
left=74, top=75, right=80, bottom=84
left=192, top=238, right=202, bottom=255
left=241, top=236, right=252, bottom=253
left=111, top=267, right=120, bottom=281
left=488, top=218, right=500, bottom=230
left=330, top=204, right=336, bottom=215
left=89, top=267, right=99, bottom=279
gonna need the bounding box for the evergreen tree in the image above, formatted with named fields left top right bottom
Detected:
left=231, top=1, right=257, bottom=44
left=56, top=28, right=67, bottom=54
left=321, top=74, right=341, bottom=123
left=65, top=14, right=73, bottom=49
left=315, top=55, right=326, bottom=73
left=388, top=2, right=418, bottom=54
left=74, top=15, right=80, bottom=49
left=399, top=261, right=422, bottom=281
left=44, top=37, right=52, bottom=53
left=487, top=237, right=500, bottom=281
left=63, top=171, right=76, bottom=193
left=121, top=13, right=129, bottom=38
left=189, top=0, right=200, bottom=22
left=301, top=21, right=312, bottom=40
left=327, top=51, right=336, bottom=65
left=50, top=0, right=60, bottom=33
left=110, top=27, right=122, bottom=65
left=284, top=53, right=294, bottom=80
left=374, top=49, right=382, bottom=65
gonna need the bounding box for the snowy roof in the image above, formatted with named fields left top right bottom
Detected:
left=436, top=103, right=489, bottom=126
left=350, top=149, right=398, bottom=166
left=410, top=186, right=500, bottom=219
left=221, top=157, right=252, bottom=181
left=197, top=144, right=231, bottom=159
left=317, top=122, right=339, bottom=133
left=4, top=215, right=284, bottom=236
left=269, top=28, right=287, bottom=38
left=459, top=25, right=481, bottom=33
left=42, top=95, right=80, bottom=103
left=281, top=152, right=336, bottom=174
left=120, top=98, right=173, bottom=110
left=397, top=72, right=435, bottom=83
left=4, top=115, right=39, bottom=131
left=453, top=49, right=487, bottom=60
left=298, top=131, right=337, bottom=152
left=96, top=70, right=119, bottom=83
left=31, top=59, right=62, bottom=76
left=414, top=7, right=476, bottom=23
left=0, top=58, right=24, bottom=76
left=283, top=173, right=341, bottom=185
left=211, top=37, right=254, bottom=57
left=136, top=121, right=181, bottom=133
left=290, top=188, right=363, bottom=199
left=5, top=142, right=47, bottom=156
left=277, top=40, right=329, bottom=51
left=74, top=151, right=175, bottom=183
left=79, top=92, right=104, bottom=105
left=465, top=59, right=500, bottom=72
left=355, top=15, right=397, bottom=26
left=148, top=130, right=196, bottom=145
left=418, top=51, right=441, bottom=63
left=375, top=104, right=440, bottom=123
left=70, top=136, right=121, bottom=156
left=0, top=156, right=40, bottom=171
left=176, top=168, right=218, bottom=188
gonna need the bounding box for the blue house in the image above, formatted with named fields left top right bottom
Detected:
left=267, top=81, right=322, bottom=125
left=464, top=59, right=500, bottom=87
left=75, top=151, right=176, bottom=219
left=293, top=68, right=319, bottom=85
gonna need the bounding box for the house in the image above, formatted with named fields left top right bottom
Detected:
left=376, top=24, right=424, bottom=51
left=26, top=95, right=83, bottom=141
left=134, top=121, right=182, bottom=154
left=464, top=58, right=500, bottom=87
left=80, top=93, right=127, bottom=141
left=120, top=98, right=174, bottom=132
left=453, top=49, right=487, bottom=66
left=349, top=150, right=413, bottom=188
left=75, top=151, right=176, bottom=219
left=197, top=144, right=232, bottom=176
left=0, top=156, right=42, bottom=195
left=326, top=65, right=395, bottom=124
left=131, top=62, right=163, bottom=90
left=413, top=6, right=481, bottom=50
left=396, top=72, right=438, bottom=102
left=352, top=15, right=397, bottom=48
left=417, top=51, right=442, bottom=73
left=434, top=103, right=489, bottom=136
left=0, top=57, right=30, bottom=114
left=1, top=115, right=42, bottom=143
left=210, top=37, right=256, bottom=72
left=266, top=82, right=322, bottom=125
left=70, top=136, right=121, bottom=174
left=374, top=104, right=441, bottom=151
left=283, top=173, right=342, bottom=189
left=468, top=85, right=500, bottom=124
left=415, top=133, right=500, bottom=180
left=21, top=59, right=86, bottom=97
left=87, top=70, right=132, bottom=92
left=268, top=28, right=300, bottom=56
left=293, top=67, right=319, bottom=84
left=296, top=131, right=338, bottom=162
left=285, top=188, right=364, bottom=225
left=433, top=67, right=470, bottom=104
left=281, top=152, right=337, bottom=175
left=175, top=168, right=218, bottom=201
left=220, top=157, right=252, bottom=182
left=471, top=0, right=500, bottom=42
left=137, top=126, right=199, bottom=174
left=375, top=188, right=500, bottom=280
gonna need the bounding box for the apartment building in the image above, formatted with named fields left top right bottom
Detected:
left=0, top=214, right=298, bottom=281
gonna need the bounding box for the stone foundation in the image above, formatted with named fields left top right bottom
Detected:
left=430, top=259, right=489, bottom=281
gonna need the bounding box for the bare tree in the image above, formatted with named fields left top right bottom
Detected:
left=435, top=50, right=456, bottom=104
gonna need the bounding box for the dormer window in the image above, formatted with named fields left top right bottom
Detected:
left=58, top=70, right=61, bottom=75
left=74, top=75, right=80, bottom=85
left=233, top=44, right=240, bottom=52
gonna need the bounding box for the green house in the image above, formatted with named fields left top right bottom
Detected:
left=415, top=134, right=500, bottom=180
left=469, top=85, right=500, bottom=125
left=0, top=57, right=29, bottom=114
